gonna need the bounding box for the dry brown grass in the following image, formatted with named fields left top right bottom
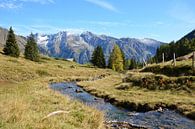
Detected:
left=0, top=53, right=109, bottom=129
left=78, top=73, right=195, bottom=119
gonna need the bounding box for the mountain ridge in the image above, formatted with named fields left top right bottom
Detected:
left=0, top=27, right=164, bottom=64
left=35, top=31, right=164, bottom=64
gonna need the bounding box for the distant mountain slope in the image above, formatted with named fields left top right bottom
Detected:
left=35, top=31, right=164, bottom=64
left=0, top=27, right=26, bottom=51
left=0, top=27, right=164, bottom=64
left=181, top=29, right=195, bottom=40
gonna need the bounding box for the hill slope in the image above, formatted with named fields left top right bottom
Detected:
left=181, top=29, right=195, bottom=40
left=154, top=29, right=195, bottom=62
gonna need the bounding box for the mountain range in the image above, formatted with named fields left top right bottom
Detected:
left=0, top=27, right=164, bottom=64
left=34, top=31, right=164, bottom=64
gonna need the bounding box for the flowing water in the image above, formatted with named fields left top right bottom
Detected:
left=50, top=82, right=195, bottom=129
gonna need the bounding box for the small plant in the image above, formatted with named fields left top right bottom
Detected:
left=7, top=59, right=19, bottom=63
left=36, top=70, right=50, bottom=77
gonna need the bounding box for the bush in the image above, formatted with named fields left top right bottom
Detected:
left=36, top=70, right=50, bottom=77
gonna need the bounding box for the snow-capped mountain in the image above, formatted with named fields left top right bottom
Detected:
left=34, top=31, right=164, bottom=64
left=138, top=38, right=163, bottom=48
left=0, top=26, right=164, bottom=64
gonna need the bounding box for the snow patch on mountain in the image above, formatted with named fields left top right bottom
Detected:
left=34, top=31, right=164, bottom=64
left=138, top=38, right=163, bottom=47
left=36, top=34, right=49, bottom=47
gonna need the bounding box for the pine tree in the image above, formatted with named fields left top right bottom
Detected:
left=24, top=33, right=39, bottom=61
left=91, top=46, right=106, bottom=68
left=120, top=48, right=126, bottom=69
left=108, top=45, right=124, bottom=72
left=129, top=59, right=137, bottom=70
left=3, top=27, right=20, bottom=57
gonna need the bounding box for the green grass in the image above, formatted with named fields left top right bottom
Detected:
left=0, top=53, right=112, bottom=129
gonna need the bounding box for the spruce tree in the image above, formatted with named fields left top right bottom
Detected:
left=129, top=59, right=137, bottom=70
left=108, top=45, right=124, bottom=72
left=91, top=46, right=106, bottom=68
left=3, top=27, right=20, bottom=57
left=24, top=33, right=39, bottom=61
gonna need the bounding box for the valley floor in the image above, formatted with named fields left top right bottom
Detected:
left=0, top=52, right=195, bottom=129
left=0, top=53, right=113, bottom=129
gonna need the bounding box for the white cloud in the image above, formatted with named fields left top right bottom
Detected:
left=0, top=0, right=54, bottom=9
left=18, top=0, right=55, bottom=4
left=0, top=2, right=22, bottom=9
left=85, top=0, right=118, bottom=12
left=12, top=24, right=85, bottom=36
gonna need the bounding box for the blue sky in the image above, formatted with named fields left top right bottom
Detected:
left=0, top=0, right=195, bottom=42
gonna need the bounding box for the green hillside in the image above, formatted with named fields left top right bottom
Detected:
left=154, top=29, right=195, bottom=62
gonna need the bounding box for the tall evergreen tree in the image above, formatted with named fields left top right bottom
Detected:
left=3, top=27, right=20, bottom=57
left=108, top=45, right=124, bottom=72
left=120, top=47, right=126, bottom=69
left=129, top=59, right=137, bottom=70
left=91, top=46, right=106, bottom=68
left=24, top=33, right=39, bottom=61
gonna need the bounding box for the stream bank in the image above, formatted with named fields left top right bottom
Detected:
left=50, top=82, right=195, bottom=129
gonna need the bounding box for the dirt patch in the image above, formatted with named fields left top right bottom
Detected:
left=0, top=80, right=17, bottom=88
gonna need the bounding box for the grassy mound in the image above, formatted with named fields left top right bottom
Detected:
left=142, top=64, right=193, bottom=76
left=124, top=73, right=195, bottom=92
left=142, top=59, right=194, bottom=76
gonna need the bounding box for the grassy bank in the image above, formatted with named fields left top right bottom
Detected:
left=142, top=59, right=194, bottom=76
left=77, top=72, right=195, bottom=120
left=0, top=53, right=114, bottom=129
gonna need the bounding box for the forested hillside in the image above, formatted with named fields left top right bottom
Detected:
left=154, top=30, right=195, bottom=62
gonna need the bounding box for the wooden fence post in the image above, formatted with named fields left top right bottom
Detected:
left=173, top=53, right=176, bottom=66
left=162, top=53, right=164, bottom=64
left=193, top=51, right=195, bottom=73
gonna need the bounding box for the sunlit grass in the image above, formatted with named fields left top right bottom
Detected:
left=0, top=53, right=108, bottom=129
left=78, top=72, right=195, bottom=119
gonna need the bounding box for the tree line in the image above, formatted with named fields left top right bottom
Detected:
left=91, top=44, right=142, bottom=71
left=3, top=27, right=141, bottom=72
left=151, top=38, right=195, bottom=63
left=3, top=27, right=39, bottom=62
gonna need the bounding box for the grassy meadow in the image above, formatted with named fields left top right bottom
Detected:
left=0, top=52, right=114, bottom=129
left=0, top=50, right=195, bottom=129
